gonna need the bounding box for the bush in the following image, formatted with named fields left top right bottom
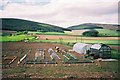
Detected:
left=23, top=31, right=28, bottom=34
left=82, top=30, right=99, bottom=37
left=2, top=33, right=12, bottom=36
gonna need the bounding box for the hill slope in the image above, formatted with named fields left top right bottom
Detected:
left=68, top=23, right=119, bottom=30
left=1, top=18, right=70, bottom=32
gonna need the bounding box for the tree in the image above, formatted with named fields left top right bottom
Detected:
left=82, top=30, right=99, bottom=37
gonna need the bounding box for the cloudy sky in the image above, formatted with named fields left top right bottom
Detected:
left=0, top=0, right=119, bottom=27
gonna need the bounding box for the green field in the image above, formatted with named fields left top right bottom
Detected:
left=65, top=29, right=120, bottom=37
left=1, top=30, right=119, bottom=46
left=27, top=31, right=119, bottom=45
left=31, top=39, right=119, bottom=45
left=1, top=33, right=119, bottom=45
left=28, top=31, right=68, bottom=35
left=0, top=34, right=35, bottom=42
left=66, top=29, right=120, bottom=37
left=96, top=29, right=119, bottom=37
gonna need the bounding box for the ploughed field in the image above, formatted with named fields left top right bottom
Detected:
left=2, top=42, right=119, bottom=79
left=37, top=35, right=119, bottom=40
left=34, top=35, right=119, bottom=46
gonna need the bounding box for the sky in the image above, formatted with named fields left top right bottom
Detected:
left=0, top=0, right=119, bottom=28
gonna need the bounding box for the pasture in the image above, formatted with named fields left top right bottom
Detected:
left=1, top=33, right=119, bottom=45
left=0, top=34, right=35, bottom=42
left=28, top=29, right=120, bottom=37
left=96, top=29, right=119, bottom=37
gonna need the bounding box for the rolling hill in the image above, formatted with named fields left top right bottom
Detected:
left=1, top=18, right=70, bottom=32
left=67, top=23, right=119, bottom=30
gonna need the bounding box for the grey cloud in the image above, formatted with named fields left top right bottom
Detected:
left=59, top=3, right=117, bottom=17
left=9, top=0, right=51, bottom=5
left=1, top=0, right=118, bottom=27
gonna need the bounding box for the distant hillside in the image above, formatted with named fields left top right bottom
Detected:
left=68, top=23, right=119, bottom=30
left=1, top=18, right=70, bottom=32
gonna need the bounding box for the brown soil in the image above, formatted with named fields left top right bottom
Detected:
left=36, top=34, right=119, bottom=40
left=2, top=42, right=119, bottom=79
left=2, top=42, right=71, bottom=67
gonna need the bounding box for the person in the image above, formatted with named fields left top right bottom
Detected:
left=48, top=48, right=54, bottom=55
left=96, top=58, right=102, bottom=67
left=85, top=50, right=90, bottom=58
left=55, top=46, right=60, bottom=52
